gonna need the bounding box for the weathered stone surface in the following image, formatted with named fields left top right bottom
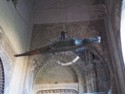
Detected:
left=0, top=32, right=16, bottom=94
left=33, top=0, right=106, bottom=24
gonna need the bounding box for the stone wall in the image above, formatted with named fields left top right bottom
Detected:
left=31, top=20, right=103, bottom=49
left=28, top=19, right=110, bottom=94
left=32, top=0, right=105, bottom=24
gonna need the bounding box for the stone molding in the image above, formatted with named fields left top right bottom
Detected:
left=34, top=83, right=78, bottom=94
left=37, top=89, right=78, bottom=94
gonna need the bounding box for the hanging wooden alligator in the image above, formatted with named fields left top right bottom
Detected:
left=14, top=31, right=101, bottom=57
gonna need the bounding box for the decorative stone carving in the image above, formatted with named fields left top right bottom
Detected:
left=37, top=89, right=78, bottom=94
left=0, top=28, right=16, bottom=94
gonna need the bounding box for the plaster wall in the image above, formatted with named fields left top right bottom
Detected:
left=16, top=0, right=34, bottom=26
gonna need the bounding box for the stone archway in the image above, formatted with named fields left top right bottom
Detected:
left=25, top=53, right=85, bottom=94
left=0, top=27, right=16, bottom=94
left=37, top=89, right=78, bottom=94
left=26, top=45, right=110, bottom=94
left=33, top=59, right=79, bottom=94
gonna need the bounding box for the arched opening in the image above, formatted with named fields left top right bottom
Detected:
left=33, top=60, right=79, bottom=94
left=121, top=0, right=125, bottom=63
left=28, top=46, right=110, bottom=94
left=0, top=58, right=5, bottom=94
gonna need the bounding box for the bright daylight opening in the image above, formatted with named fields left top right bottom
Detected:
left=121, top=0, right=125, bottom=63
